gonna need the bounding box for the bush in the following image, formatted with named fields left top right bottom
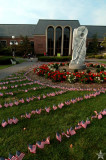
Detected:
left=95, top=55, right=104, bottom=59
left=0, top=47, right=12, bottom=56
left=96, top=65, right=100, bottom=68
left=0, top=56, right=13, bottom=65
left=101, top=66, right=105, bottom=71
left=86, top=69, right=91, bottom=73
left=96, top=68, right=100, bottom=73
left=104, top=55, right=106, bottom=59
left=74, top=69, right=78, bottom=73
left=38, top=56, right=72, bottom=62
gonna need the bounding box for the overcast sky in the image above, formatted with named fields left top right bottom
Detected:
left=0, top=0, right=106, bottom=25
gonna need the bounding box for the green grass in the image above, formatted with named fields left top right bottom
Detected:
left=0, top=64, right=13, bottom=70
left=0, top=72, right=106, bottom=160
left=97, top=60, right=106, bottom=64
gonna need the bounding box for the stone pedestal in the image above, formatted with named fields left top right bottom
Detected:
left=69, top=64, right=86, bottom=70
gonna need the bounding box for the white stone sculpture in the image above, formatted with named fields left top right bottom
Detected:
left=69, top=26, right=88, bottom=69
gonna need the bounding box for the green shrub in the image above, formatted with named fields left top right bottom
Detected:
left=86, top=69, right=91, bottom=73
left=96, top=65, right=100, bottom=68
left=0, top=47, right=12, bottom=56
left=96, top=68, right=100, bottom=73
left=95, top=55, right=104, bottom=59
left=74, top=69, right=78, bottom=73
left=104, top=55, right=106, bottom=59
left=0, top=56, right=13, bottom=65
left=38, top=56, right=72, bottom=62
left=100, top=66, right=105, bottom=71
left=87, top=55, right=95, bottom=58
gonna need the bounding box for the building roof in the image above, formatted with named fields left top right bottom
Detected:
left=34, top=19, right=80, bottom=35
left=85, top=25, right=106, bottom=39
left=0, top=24, right=36, bottom=37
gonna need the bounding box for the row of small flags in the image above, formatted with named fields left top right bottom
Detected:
left=0, top=151, right=25, bottom=160
left=0, top=78, right=27, bottom=85
left=1, top=117, right=19, bottom=127
left=28, top=137, right=50, bottom=153
left=0, top=90, right=66, bottom=109
left=56, top=109, right=106, bottom=142
left=0, top=86, right=46, bottom=97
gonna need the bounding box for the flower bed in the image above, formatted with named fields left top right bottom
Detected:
left=34, top=62, right=106, bottom=83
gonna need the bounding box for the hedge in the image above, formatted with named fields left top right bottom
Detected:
left=0, top=56, right=19, bottom=65
left=38, top=56, right=72, bottom=62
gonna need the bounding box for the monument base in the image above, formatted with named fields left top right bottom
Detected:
left=69, top=64, right=86, bottom=70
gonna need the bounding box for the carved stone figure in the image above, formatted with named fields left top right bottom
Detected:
left=69, top=26, right=88, bottom=69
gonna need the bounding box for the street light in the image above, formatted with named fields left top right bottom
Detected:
left=10, top=36, right=18, bottom=57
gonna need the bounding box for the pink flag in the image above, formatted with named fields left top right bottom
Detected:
left=81, top=121, right=87, bottom=129
left=102, top=109, right=106, bottom=115
left=56, top=132, right=62, bottom=142
left=28, top=144, right=36, bottom=153
left=15, top=151, right=25, bottom=160
left=62, top=132, right=70, bottom=138
left=75, top=125, right=82, bottom=130
left=31, top=110, right=36, bottom=114
left=36, top=141, right=44, bottom=149
left=37, top=96, right=41, bottom=100
left=26, top=113, right=31, bottom=119
left=12, top=117, right=18, bottom=124
left=69, top=127, right=76, bottom=135
left=0, top=104, right=2, bottom=108
left=8, top=118, right=13, bottom=124
left=14, top=101, right=19, bottom=105
left=98, top=113, right=102, bottom=119
left=53, top=105, right=57, bottom=110
left=0, top=92, right=3, bottom=96
left=4, top=102, right=9, bottom=108
left=67, top=129, right=70, bottom=135
left=86, top=118, right=90, bottom=125
left=1, top=120, right=8, bottom=127
left=42, top=137, right=50, bottom=145
left=36, top=109, right=41, bottom=114
left=9, top=102, right=13, bottom=107
left=45, top=107, right=50, bottom=113
left=43, top=94, right=46, bottom=99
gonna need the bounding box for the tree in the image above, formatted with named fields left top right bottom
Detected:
left=87, top=33, right=99, bottom=54
left=100, top=35, right=106, bottom=48
left=16, top=36, right=33, bottom=57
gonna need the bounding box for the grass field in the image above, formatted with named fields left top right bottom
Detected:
left=0, top=71, right=106, bottom=160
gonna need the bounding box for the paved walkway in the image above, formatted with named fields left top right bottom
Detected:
left=0, top=59, right=38, bottom=80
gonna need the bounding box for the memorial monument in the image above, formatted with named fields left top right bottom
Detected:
left=69, top=26, right=88, bottom=69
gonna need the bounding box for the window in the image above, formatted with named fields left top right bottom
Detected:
left=0, top=40, right=7, bottom=47
left=63, top=27, right=70, bottom=56
left=55, top=27, right=62, bottom=55
left=47, top=26, right=54, bottom=56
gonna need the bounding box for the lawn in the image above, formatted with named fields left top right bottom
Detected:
left=0, top=71, right=106, bottom=160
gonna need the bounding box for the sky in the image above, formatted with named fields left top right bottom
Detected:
left=0, top=0, right=106, bottom=25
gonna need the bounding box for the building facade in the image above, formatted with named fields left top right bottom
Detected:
left=0, top=19, right=106, bottom=56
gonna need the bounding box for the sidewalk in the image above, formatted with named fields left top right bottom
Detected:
left=0, top=61, right=36, bottom=80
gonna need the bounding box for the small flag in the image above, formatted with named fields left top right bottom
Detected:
left=14, top=101, right=19, bottom=106
left=8, top=153, right=17, bottom=160
left=91, top=115, right=97, bottom=119
left=53, top=105, right=57, bottom=110
left=62, top=132, right=70, bottom=138
left=98, top=113, right=102, bottom=119
left=26, top=113, right=31, bottom=119
left=31, top=110, right=36, bottom=114
left=75, top=125, right=82, bottom=130
left=36, top=109, right=41, bottom=114
left=56, top=132, right=62, bottom=142
left=36, top=141, right=44, bottom=149
left=1, top=120, right=8, bottom=127
left=102, top=109, right=106, bottom=115
left=12, top=117, right=18, bottom=124
left=42, top=136, right=50, bottom=145
left=69, top=127, right=76, bottom=135
left=43, top=94, right=46, bottom=99
left=45, top=107, right=50, bottom=113
left=28, top=144, right=36, bottom=153
left=8, top=118, right=13, bottom=124
left=86, top=118, right=90, bottom=125
left=15, top=151, right=25, bottom=160
left=0, top=104, right=2, bottom=108
left=9, top=102, right=13, bottom=107
left=67, top=129, right=70, bottom=135
left=81, top=121, right=87, bottom=129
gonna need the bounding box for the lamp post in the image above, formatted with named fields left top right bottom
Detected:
left=10, top=36, right=18, bottom=57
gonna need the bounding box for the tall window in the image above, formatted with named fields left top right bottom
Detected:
left=55, top=27, right=62, bottom=55
left=47, top=26, right=54, bottom=56
left=63, top=27, right=70, bottom=56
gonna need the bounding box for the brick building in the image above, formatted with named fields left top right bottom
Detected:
left=0, top=19, right=106, bottom=56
